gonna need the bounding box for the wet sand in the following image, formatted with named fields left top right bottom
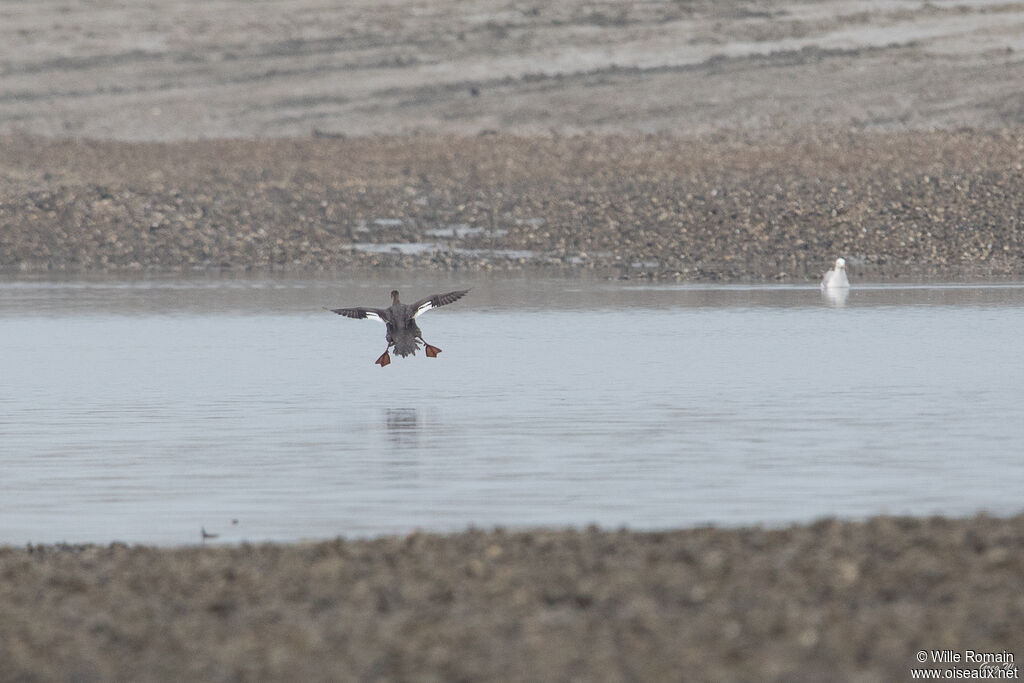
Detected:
left=2, top=514, right=1022, bottom=682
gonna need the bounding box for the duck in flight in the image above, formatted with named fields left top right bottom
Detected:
left=329, top=289, right=470, bottom=367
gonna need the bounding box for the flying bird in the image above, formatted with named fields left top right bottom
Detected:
left=329, top=289, right=469, bottom=367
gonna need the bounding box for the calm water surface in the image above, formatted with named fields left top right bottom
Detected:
left=2, top=273, right=1023, bottom=544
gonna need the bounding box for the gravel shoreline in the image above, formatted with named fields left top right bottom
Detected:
left=1, top=514, right=1021, bottom=682
left=3, top=129, right=1023, bottom=282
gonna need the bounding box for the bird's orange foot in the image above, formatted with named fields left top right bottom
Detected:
left=424, top=344, right=442, bottom=358
left=375, top=351, right=391, bottom=367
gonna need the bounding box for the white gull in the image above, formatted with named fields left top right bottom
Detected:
left=821, top=257, right=850, bottom=290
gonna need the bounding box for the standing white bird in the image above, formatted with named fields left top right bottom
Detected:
left=820, top=257, right=850, bottom=290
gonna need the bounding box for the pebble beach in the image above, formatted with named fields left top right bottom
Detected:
left=2, top=130, right=1024, bottom=281
left=3, top=515, right=1023, bottom=682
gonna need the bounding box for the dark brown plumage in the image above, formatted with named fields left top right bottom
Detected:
left=330, top=289, right=469, bottom=366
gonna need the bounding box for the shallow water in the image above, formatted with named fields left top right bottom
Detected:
left=2, top=273, right=1023, bottom=545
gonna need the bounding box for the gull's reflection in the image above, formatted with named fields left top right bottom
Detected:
left=821, top=286, right=850, bottom=308
left=384, top=408, right=421, bottom=449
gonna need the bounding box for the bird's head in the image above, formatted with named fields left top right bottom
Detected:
left=390, top=289, right=400, bottom=301
left=835, top=257, right=846, bottom=269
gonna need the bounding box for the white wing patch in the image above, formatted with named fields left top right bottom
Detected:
left=410, top=290, right=469, bottom=318
left=365, top=311, right=384, bottom=322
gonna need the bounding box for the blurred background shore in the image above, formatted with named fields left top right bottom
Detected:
left=4, top=0, right=1024, bottom=139
left=3, top=0, right=1024, bottom=280
left=3, top=130, right=1023, bottom=280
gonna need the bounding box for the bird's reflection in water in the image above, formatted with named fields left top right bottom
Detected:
left=384, top=408, right=421, bottom=449
left=821, top=287, right=850, bottom=308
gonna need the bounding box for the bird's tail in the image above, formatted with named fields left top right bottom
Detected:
left=392, top=333, right=421, bottom=358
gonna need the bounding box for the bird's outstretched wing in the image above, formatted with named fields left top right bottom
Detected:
left=330, top=307, right=387, bottom=323
left=413, top=289, right=470, bottom=318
